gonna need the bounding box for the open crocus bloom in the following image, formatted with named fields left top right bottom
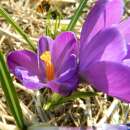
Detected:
left=7, top=32, right=78, bottom=96
left=79, top=0, right=130, bottom=102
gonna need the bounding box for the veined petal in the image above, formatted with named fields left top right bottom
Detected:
left=80, top=27, right=127, bottom=73
left=48, top=54, right=78, bottom=96
left=38, top=36, right=53, bottom=55
left=48, top=73, right=78, bottom=96
left=7, top=50, right=38, bottom=75
left=80, top=0, right=124, bottom=49
left=15, top=67, right=45, bottom=89
left=38, top=36, right=53, bottom=81
left=51, top=32, right=78, bottom=74
left=119, top=18, right=130, bottom=44
left=56, top=52, right=78, bottom=76
left=84, top=61, right=130, bottom=103
left=58, top=54, right=78, bottom=81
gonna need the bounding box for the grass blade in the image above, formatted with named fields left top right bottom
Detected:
left=67, top=0, right=88, bottom=31
left=0, top=52, right=26, bottom=130
left=0, top=6, right=35, bottom=51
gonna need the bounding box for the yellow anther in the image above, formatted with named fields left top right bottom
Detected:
left=40, top=51, right=54, bottom=81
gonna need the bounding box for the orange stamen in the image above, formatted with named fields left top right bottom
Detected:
left=40, top=51, right=54, bottom=81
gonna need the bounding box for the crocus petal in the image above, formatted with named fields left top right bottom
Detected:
left=80, top=0, right=124, bottom=48
left=119, top=18, right=130, bottom=44
left=55, top=51, right=77, bottom=76
left=83, top=61, right=130, bottom=103
left=15, top=67, right=45, bottom=89
left=124, top=45, right=130, bottom=59
left=48, top=55, right=78, bottom=96
left=122, top=45, right=130, bottom=66
left=122, top=59, right=130, bottom=67
left=101, top=124, right=127, bottom=130
left=58, top=54, right=78, bottom=81
left=51, top=32, right=78, bottom=74
left=38, top=36, right=53, bottom=55
left=38, top=36, right=53, bottom=81
left=7, top=50, right=38, bottom=75
left=80, top=27, right=127, bottom=73
left=48, top=74, right=78, bottom=96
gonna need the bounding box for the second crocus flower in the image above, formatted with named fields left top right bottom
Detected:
left=79, top=0, right=130, bottom=102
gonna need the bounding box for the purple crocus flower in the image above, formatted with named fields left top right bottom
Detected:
left=7, top=32, right=78, bottom=96
left=79, top=0, right=130, bottom=102
left=59, top=124, right=128, bottom=130
left=100, top=124, right=127, bottom=130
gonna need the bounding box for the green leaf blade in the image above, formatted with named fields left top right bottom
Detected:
left=67, top=0, right=88, bottom=31
left=0, top=52, right=26, bottom=130
left=0, top=6, right=36, bottom=51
